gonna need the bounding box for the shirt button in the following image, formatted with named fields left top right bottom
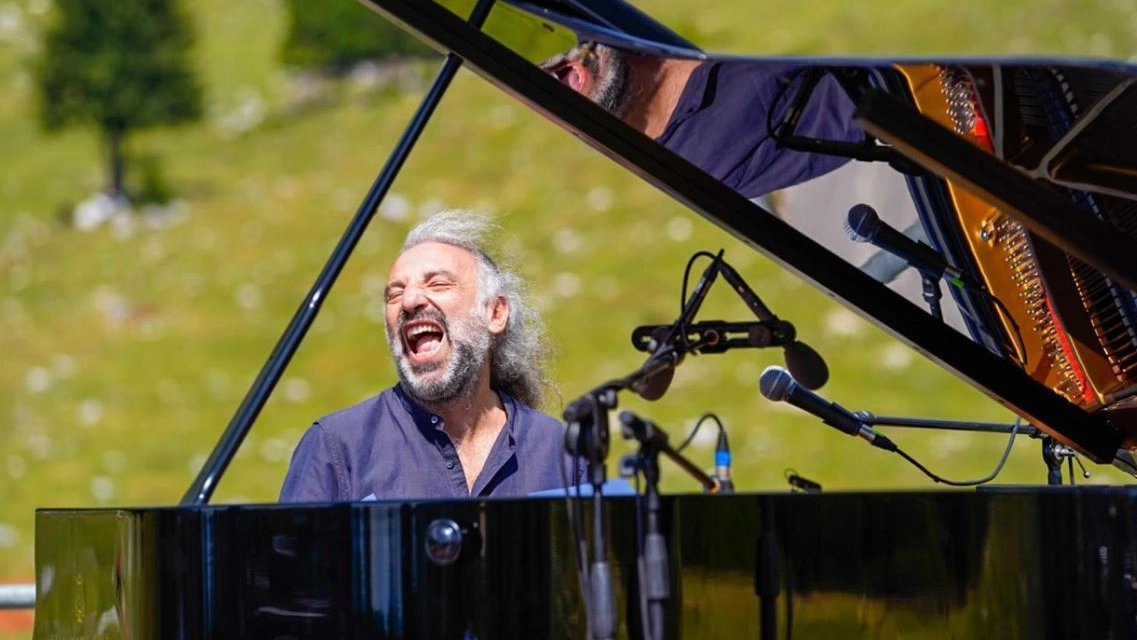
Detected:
left=430, top=416, right=439, bottom=425
left=445, top=459, right=456, bottom=470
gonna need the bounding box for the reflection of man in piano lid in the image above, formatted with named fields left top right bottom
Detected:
left=539, top=42, right=863, bottom=199
left=539, top=41, right=701, bottom=139
left=279, top=210, right=575, bottom=502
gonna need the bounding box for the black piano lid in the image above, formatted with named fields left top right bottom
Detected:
left=356, top=0, right=1137, bottom=465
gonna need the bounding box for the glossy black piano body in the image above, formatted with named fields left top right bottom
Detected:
left=34, top=489, right=1137, bottom=638
left=31, top=1, right=1137, bottom=638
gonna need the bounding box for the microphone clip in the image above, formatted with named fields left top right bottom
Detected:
left=631, top=320, right=797, bottom=355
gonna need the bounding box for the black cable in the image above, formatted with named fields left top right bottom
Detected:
left=678, top=251, right=720, bottom=352
left=888, top=418, right=1021, bottom=486
left=765, top=68, right=808, bottom=144
left=560, top=450, right=592, bottom=624
left=675, top=412, right=725, bottom=454
left=974, top=287, right=1028, bottom=369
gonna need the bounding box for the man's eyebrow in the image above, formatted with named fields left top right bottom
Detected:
left=422, top=268, right=459, bottom=282
left=384, top=269, right=459, bottom=297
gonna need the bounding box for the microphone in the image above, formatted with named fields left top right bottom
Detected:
left=713, top=429, right=734, bottom=494
left=629, top=251, right=723, bottom=401
left=718, top=261, right=829, bottom=389
left=782, top=341, right=829, bottom=392
left=628, top=349, right=681, bottom=402
left=757, top=366, right=896, bottom=451
left=845, top=204, right=978, bottom=289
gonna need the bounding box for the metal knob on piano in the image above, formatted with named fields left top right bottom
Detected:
left=425, top=518, right=470, bottom=566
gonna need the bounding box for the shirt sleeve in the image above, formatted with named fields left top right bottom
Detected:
left=278, top=423, right=346, bottom=502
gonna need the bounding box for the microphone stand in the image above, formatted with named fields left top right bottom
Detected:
left=619, top=411, right=718, bottom=640
left=561, top=248, right=721, bottom=637
left=854, top=412, right=1087, bottom=485
left=561, top=347, right=696, bottom=640
left=564, top=386, right=617, bottom=640
left=855, top=413, right=1045, bottom=436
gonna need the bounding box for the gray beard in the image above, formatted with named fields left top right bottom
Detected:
left=390, top=312, right=491, bottom=407
left=589, top=48, right=631, bottom=118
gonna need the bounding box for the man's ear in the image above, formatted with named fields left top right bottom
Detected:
left=487, top=295, right=509, bottom=335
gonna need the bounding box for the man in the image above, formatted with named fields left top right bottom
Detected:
left=280, top=210, right=572, bottom=501
left=539, top=42, right=863, bottom=199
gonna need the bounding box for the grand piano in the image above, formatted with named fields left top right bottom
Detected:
left=32, top=0, right=1137, bottom=638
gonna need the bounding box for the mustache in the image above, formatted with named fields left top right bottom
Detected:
left=397, top=307, right=449, bottom=333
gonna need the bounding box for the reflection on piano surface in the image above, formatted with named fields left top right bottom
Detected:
left=30, top=0, right=1137, bottom=637
left=33, top=492, right=1137, bottom=638
left=534, top=36, right=1137, bottom=450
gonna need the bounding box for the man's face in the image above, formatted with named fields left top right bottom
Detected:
left=540, top=43, right=631, bottom=117
left=384, top=242, right=498, bottom=405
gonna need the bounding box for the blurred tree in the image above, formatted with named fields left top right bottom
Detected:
left=35, top=0, right=203, bottom=201
left=281, top=0, right=436, bottom=73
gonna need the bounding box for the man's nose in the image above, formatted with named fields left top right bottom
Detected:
left=401, top=284, right=428, bottom=311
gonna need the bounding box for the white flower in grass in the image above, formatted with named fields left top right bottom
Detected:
left=235, top=282, right=261, bottom=310
left=551, top=228, right=583, bottom=255
left=552, top=272, right=582, bottom=298
left=90, top=476, right=116, bottom=503
left=666, top=216, right=693, bottom=242
left=0, top=523, right=18, bottom=548
left=878, top=344, right=912, bottom=371
left=24, top=366, right=51, bottom=393
left=77, top=399, right=104, bottom=427
left=824, top=307, right=866, bottom=338
left=379, top=193, right=412, bottom=222
left=282, top=377, right=310, bottom=404
left=586, top=187, right=612, bottom=212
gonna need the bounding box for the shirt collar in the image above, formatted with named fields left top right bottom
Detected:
left=393, top=383, right=517, bottom=447
left=657, top=61, right=716, bottom=143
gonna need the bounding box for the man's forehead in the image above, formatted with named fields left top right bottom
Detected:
left=389, top=241, right=477, bottom=279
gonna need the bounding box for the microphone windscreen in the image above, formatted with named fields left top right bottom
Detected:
left=783, top=341, right=829, bottom=390
left=845, top=204, right=879, bottom=242
left=758, top=366, right=793, bottom=401
left=636, top=367, right=675, bottom=401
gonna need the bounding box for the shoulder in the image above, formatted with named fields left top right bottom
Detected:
left=315, top=388, right=399, bottom=434
left=506, top=397, right=566, bottom=445
left=508, top=397, right=563, bottom=429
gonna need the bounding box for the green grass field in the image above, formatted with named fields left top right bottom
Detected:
left=2, top=0, right=1137, bottom=623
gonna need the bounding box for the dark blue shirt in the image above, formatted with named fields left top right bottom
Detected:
left=279, top=385, right=576, bottom=502
left=658, top=61, right=862, bottom=199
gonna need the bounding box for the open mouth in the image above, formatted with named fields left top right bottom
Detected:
left=402, top=319, right=446, bottom=359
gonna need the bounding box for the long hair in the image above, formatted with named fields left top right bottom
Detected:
left=402, top=210, right=552, bottom=407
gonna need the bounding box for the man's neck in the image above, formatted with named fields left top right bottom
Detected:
left=418, top=376, right=507, bottom=492
left=422, top=379, right=505, bottom=444
left=624, top=57, right=703, bottom=139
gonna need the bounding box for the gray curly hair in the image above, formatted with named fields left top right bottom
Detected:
left=402, top=210, right=552, bottom=408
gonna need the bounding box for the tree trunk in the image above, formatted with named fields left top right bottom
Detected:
left=104, top=126, right=127, bottom=200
